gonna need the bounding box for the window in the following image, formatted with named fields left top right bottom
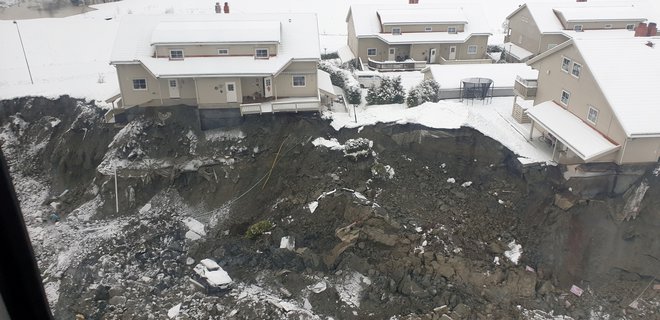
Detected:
left=255, top=48, right=269, bottom=58
left=132, top=79, right=147, bottom=90
left=392, top=28, right=401, bottom=35
left=571, top=62, right=582, bottom=78
left=218, top=48, right=229, bottom=55
left=367, top=48, right=377, bottom=56
left=561, top=57, right=571, bottom=72
left=587, top=106, right=599, bottom=124
left=560, top=90, right=570, bottom=106
left=574, top=25, right=583, bottom=32
left=604, top=24, right=612, bottom=29
left=292, top=75, right=306, bottom=87
left=169, top=49, right=184, bottom=60
left=467, top=45, right=477, bottom=54
left=448, top=27, right=457, bottom=34
left=425, top=26, right=432, bottom=32
left=627, top=24, right=635, bottom=31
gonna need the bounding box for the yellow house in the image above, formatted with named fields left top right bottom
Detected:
left=524, top=32, right=660, bottom=164
left=109, top=13, right=334, bottom=128
left=503, top=1, right=646, bottom=62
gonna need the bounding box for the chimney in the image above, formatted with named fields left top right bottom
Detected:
left=648, top=22, right=657, bottom=36
left=223, top=2, right=229, bottom=13
left=214, top=2, right=221, bottom=13
left=635, top=22, right=648, bottom=37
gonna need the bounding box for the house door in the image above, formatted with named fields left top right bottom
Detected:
left=429, top=48, right=437, bottom=63
left=263, top=77, right=273, bottom=98
left=226, top=82, right=237, bottom=102
left=449, top=46, right=457, bottom=60
left=168, top=79, right=180, bottom=98
left=388, top=48, right=396, bottom=61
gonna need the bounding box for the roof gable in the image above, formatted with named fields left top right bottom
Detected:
left=150, top=21, right=281, bottom=45
left=376, top=8, right=467, bottom=25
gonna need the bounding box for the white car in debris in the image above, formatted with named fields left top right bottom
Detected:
left=193, top=258, right=233, bottom=291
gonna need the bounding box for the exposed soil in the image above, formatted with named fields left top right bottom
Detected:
left=1, top=96, right=658, bottom=320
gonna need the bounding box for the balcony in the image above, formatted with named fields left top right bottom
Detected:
left=367, top=58, right=427, bottom=71
left=240, top=96, right=320, bottom=115
left=513, top=76, right=537, bottom=99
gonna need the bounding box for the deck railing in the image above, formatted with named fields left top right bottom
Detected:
left=513, top=76, right=538, bottom=99
left=367, top=58, right=427, bottom=71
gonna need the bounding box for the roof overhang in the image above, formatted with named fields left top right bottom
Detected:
left=527, top=101, right=620, bottom=161
left=150, top=41, right=280, bottom=46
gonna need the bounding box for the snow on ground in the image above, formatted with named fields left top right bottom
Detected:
left=504, top=240, right=523, bottom=265
left=4, top=0, right=659, bottom=103
left=326, top=96, right=555, bottom=164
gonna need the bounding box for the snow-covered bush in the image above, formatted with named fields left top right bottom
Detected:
left=407, top=79, right=441, bottom=107
left=319, top=61, right=362, bottom=105
left=365, top=76, right=405, bottom=105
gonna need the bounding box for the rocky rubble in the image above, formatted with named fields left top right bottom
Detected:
left=1, top=97, right=659, bottom=319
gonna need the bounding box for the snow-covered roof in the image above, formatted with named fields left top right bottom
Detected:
left=317, top=69, right=336, bottom=98
left=377, top=9, right=467, bottom=25
left=111, top=13, right=319, bottom=76
left=502, top=42, right=534, bottom=61
left=422, top=63, right=538, bottom=89
left=337, top=45, right=355, bottom=64
left=572, top=36, right=660, bottom=137
left=348, top=3, right=490, bottom=44
left=527, top=101, right=620, bottom=161
left=553, top=6, right=645, bottom=23
left=150, top=20, right=281, bottom=45
left=140, top=56, right=290, bottom=78
left=511, top=1, right=646, bottom=34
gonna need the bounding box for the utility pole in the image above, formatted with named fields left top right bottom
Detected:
left=114, top=165, right=119, bottom=213
left=353, top=104, right=358, bottom=123
left=13, top=21, right=33, bottom=85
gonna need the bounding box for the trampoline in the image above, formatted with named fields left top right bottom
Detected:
left=459, top=77, right=494, bottom=104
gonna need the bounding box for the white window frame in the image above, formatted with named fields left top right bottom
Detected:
left=560, top=90, right=570, bottom=106
left=169, top=49, right=184, bottom=60
left=571, top=62, right=582, bottom=78
left=467, top=45, right=477, bottom=55
left=255, top=48, right=269, bottom=59
left=218, top=48, right=229, bottom=55
left=392, top=27, right=401, bottom=35
left=448, top=26, right=457, bottom=34
left=367, top=48, right=377, bottom=56
left=574, top=24, right=583, bottom=32
left=425, top=26, right=432, bottom=32
left=587, top=106, right=599, bottom=124
left=132, top=79, right=147, bottom=91
left=561, top=57, right=571, bottom=73
left=627, top=24, right=635, bottom=31
left=292, top=75, right=306, bottom=87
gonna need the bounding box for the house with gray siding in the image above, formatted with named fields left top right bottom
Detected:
left=109, top=12, right=334, bottom=127
left=345, top=1, right=492, bottom=71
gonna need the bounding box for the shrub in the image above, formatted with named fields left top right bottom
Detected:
left=318, top=61, right=363, bottom=105
left=406, top=79, right=441, bottom=107
left=245, top=220, right=273, bottom=239
left=321, top=52, right=340, bottom=60
left=366, top=76, right=406, bottom=105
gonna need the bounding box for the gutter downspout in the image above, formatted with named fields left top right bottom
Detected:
left=157, top=79, right=164, bottom=106
left=193, top=78, right=201, bottom=107
left=618, top=138, right=628, bottom=165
